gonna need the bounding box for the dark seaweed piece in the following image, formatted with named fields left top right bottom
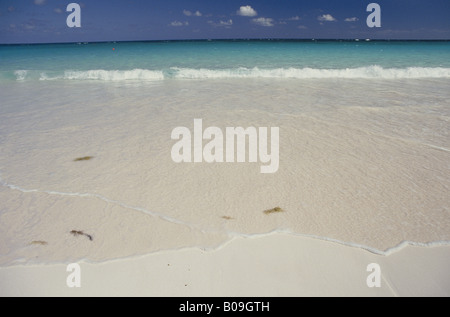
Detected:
left=30, top=240, right=48, bottom=245
left=70, top=230, right=93, bottom=241
left=263, top=206, right=284, bottom=215
left=73, top=156, right=93, bottom=161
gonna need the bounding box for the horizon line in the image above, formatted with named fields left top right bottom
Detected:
left=1, top=38, right=450, bottom=46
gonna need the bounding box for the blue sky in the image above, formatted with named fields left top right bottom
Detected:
left=0, top=0, right=449, bottom=43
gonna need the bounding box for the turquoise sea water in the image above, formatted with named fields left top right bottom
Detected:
left=0, top=40, right=449, bottom=81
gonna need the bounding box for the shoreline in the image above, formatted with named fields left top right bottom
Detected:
left=1, top=232, right=449, bottom=297
left=1, top=172, right=449, bottom=267
left=2, top=228, right=450, bottom=267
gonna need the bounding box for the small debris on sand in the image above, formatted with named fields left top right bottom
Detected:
left=70, top=230, right=93, bottom=241
left=73, top=156, right=93, bottom=162
left=263, top=206, right=284, bottom=215
left=30, top=240, right=48, bottom=246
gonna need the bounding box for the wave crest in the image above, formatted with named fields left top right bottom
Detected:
left=172, top=66, right=450, bottom=79
left=14, top=70, right=28, bottom=81
left=41, top=69, right=165, bottom=81
left=6, top=66, right=450, bottom=82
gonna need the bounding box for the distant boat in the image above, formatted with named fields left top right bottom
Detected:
left=365, top=39, right=371, bottom=42
left=355, top=39, right=360, bottom=42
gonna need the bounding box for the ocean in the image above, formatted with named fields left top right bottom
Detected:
left=1, top=40, right=450, bottom=81
left=0, top=40, right=449, bottom=264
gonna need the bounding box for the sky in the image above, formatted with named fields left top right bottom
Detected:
left=0, top=0, right=449, bottom=44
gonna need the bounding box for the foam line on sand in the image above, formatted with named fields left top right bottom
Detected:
left=0, top=233, right=449, bottom=296
left=2, top=174, right=450, bottom=259
left=0, top=176, right=450, bottom=256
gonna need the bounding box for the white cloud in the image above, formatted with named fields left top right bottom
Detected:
left=237, top=5, right=257, bottom=17
left=34, top=0, right=46, bottom=5
left=252, top=17, right=274, bottom=27
left=318, top=14, right=337, bottom=22
left=288, top=16, right=300, bottom=21
left=184, top=10, right=202, bottom=17
left=24, top=23, right=35, bottom=30
left=54, top=8, right=63, bottom=14
left=219, top=19, right=232, bottom=26
left=170, top=21, right=189, bottom=27
left=208, top=19, right=233, bottom=27
left=298, top=25, right=307, bottom=29
left=345, top=17, right=359, bottom=22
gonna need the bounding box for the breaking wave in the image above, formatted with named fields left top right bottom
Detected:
left=5, top=66, right=450, bottom=82
left=171, top=66, right=450, bottom=79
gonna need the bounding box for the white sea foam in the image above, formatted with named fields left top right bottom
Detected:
left=172, top=66, right=450, bottom=79
left=39, top=69, right=165, bottom=81
left=0, top=174, right=200, bottom=232
left=14, top=70, right=28, bottom=81
left=11, top=66, right=450, bottom=82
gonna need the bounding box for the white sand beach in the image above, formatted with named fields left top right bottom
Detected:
left=1, top=233, right=449, bottom=297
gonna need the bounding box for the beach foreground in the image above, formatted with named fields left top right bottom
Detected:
left=0, top=51, right=449, bottom=295
left=1, top=79, right=449, bottom=264
left=1, top=233, right=449, bottom=297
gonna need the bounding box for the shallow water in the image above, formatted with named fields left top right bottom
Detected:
left=0, top=76, right=449, bottom=265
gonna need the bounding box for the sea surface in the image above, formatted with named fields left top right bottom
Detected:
left=1, top=40, right=450, bottom=81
